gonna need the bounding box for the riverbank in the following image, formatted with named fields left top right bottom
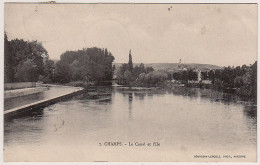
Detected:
left=4, top=85, right=84, bottom=118
left=4, top=86, right=49, bottom=99
left=42, top=81, right=93, bottom=89
left=44, top=80, right=257, bottom=105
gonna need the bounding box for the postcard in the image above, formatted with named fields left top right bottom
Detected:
left=3, top=2, right=257, bottom=162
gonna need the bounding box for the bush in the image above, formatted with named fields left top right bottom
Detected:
left=136, top=71, right=169, bottom=86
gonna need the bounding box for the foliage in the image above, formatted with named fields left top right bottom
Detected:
left=138, top=73, right=146, bottom=82
left=52, top=47, right=115, bottom=83
left=118, top=63, right=129, bottom=76
left=4, top=33, right=48, bottom=82
left=65, top=81, right=90, bottom=88
left=187, top=69, right=198, bottom=81
left=116, top=62, right=158, bottom=85
left=142, top=71, right=169, bottom=85
left=4, top=37, right=114, bottom=84
left=172, top=69, right=197, bottom=84
left=124, top=70, right=132, bottom=84
left=145, top=66, right=154, bottom=73
left=14, top=59, right=39, bottom=82
left=212, top=78, right=223, bottom=90
left=236, top=72, right=252, bottom=98
left=4, top=33, right=14, bottom=82
left=172, top=72, right=181, bottom=81
left=234, top=76, right=244, bottom=88
left=201, top=71, right=208, bottom=80
left=132, top=63, right=145, bottom=79
left=128, top=50, right=133, bottom=73
left=200, top=61, right=257, bottom=101
left=116, top=50, right=158, bottom=86
left=251, top=61, right=257, bottom=101
left=42, top=59, right=55, bottom=83
left=52, top=61, right=71, bottom=83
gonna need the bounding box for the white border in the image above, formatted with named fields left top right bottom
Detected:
left=0, top=0, right=259, bottom=165
left=1, top=0, right=260, bottom=3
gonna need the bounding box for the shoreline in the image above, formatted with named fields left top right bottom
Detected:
left=4, top=87, right=49, bottom=99
left=4, top=85, right=85, bottom=119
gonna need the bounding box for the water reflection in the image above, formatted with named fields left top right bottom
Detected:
left=128, top=92, right=133, bottom=119
left=134, top=92, right=146, bottom=100
left=243, top=105, right=257, bottom=119
left=172, top=87, right=252, bottom=105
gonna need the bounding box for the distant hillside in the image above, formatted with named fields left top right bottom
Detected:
left=114, top=63, right=222, bottom=72
left=51, top=59, right=222, bottom=71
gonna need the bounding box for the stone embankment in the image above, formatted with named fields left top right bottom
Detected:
left=4, top=85, right=84, bottom=118
left=4, top=87, right=49, bottom=99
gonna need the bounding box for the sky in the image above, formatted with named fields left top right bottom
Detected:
left=4, top=3, right=257, bottom=66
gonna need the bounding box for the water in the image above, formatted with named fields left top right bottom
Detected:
left=4, top=87, right=257, bottom=162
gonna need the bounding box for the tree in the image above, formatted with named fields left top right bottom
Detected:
left=142, top=71, right=168, bottom=85
left=15, top=59, right=38, bottom=82
left=133, top=63, right=146, bottom=80
left=53, top=61, right=70, bottom=83
left=10, top=39, right=48, bottom=74
left=69, top=60, right=81, bottom=81
left=55, top=47, right=115, bottom=83
left=138, top=72, right=146, bottom=82
left=187, top=69, right=198, bottom=81
left=181, top=71, right=188, bottom=84
left=116, top=63, right=128, bottom=85
left=145, top=66, right=154, bottom=73
left=222, top=67, right=235, bottom=88
left=236, top=72, right=252, bottom=98
left=172, top=72, right=181, bottom=81
left=250, top=61, right=257, bottom=101
left=4, top=32, right=14, bottom=82
left=234, top=76, right=244, bottom=88
left=4, top=34, right=48, bottom=82
left=213, top=78, right=223, bottom=90
left=41, top=59, right=55, bottom=83
left=235, top=62, right=256, bottom=101
left=201, top=71, right=209, bottom=80
left=208, top=70, right=215, bottom=83
left=128, top=49, right=133, bottom=73
left=124, top=70, right=132, bottom=85
left=118, top=63, right=129, bottom=75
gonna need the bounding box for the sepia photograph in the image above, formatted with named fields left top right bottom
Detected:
left=3, top=1, right=258, bottom=162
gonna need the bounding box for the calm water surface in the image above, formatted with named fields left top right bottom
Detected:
left=4, top=87, right=257, bottom=162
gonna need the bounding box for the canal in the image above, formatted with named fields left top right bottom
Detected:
left=4, top=86, right=257, bottom=162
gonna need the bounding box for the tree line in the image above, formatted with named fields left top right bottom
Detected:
left=171, top=62, right=257, bottom=101
left=4, top=33, right=257, bottom=101
left=116, top=50, right=257, bottom=101
left=4, top=33, right=115, bottom=84
left=172, top=69, right=198, bottom=84
left=51, top=48, right=115, bottom=84
left=4, top=33, right=48, bottom=82
left=116, top=50, right=172, bottom=86
left=200, top=63, right=257, bottom=101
